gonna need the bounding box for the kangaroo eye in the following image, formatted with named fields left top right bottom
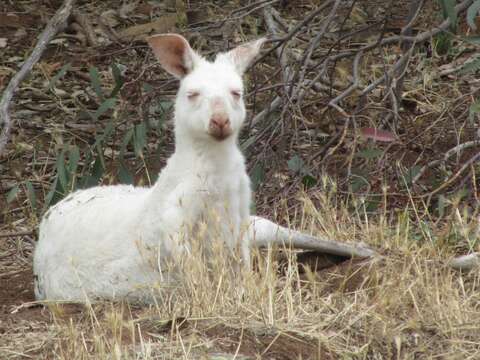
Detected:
left=231, top=90, right=241, bottom=100
left=187, top=91, right=200, bottom=100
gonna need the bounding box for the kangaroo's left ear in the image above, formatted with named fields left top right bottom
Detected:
left=220, top=38, right=267, bottom=75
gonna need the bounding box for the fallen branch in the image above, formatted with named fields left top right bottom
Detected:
left=0, top=0, right=77, bottom=157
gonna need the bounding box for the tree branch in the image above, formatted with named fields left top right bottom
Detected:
left=0, top=0, right=77, bottom=156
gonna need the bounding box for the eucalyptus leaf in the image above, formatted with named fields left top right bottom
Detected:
left=250, top=163, right=265, bottom=191
left=6, top=185, right=20, bottom=203
left=110, top=63, right=124, bottom=98
left=92, top=98, right=116, bottom=121
left=89, top=66, right=104, bottom=100
left=120, top=128, right=134, bottom=157
left=43, top=176, right=59, bottom=209
left=91, top=154, right=105, bottom=186
left=287, top=155, right=304, bottom=173
left=439, top=0, right=457, bottom=31
left=134, top=123, right=147, bottom=157
left=25, top=181, right=36, bottom=210
left=49, top=62, right=71, bottom=90
left=68, top=145, right=80, bottom=176
left=469, top=99, right=480, bottom=120
left=467, top=0, right=480, bottom=30
left=118, top=162, right=134, bottom=185
left=56, top=150, right=68, bottom=191
left=143, top=82, right=154, bottom=94
left=459, top=56, right=480, bottom=74
left=356, top=147, right=383, bottom=160
left=402, top=165, right=422, bottom=186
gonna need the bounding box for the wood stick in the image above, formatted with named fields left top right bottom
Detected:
left=0, top=0, right=77, bottom=156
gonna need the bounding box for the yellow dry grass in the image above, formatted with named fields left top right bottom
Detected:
left=1, top=191, right=479, bottom=359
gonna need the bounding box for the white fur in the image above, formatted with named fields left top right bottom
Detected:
left=33, top=35, right=265, bottom=302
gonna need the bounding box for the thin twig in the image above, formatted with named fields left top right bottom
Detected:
left=73, top=11, right=98, bottom=46
left=0, top=231, right=34, bottom=238
left=0, top=0, right=77, bottom=156
left=413, top=140, right=480, bottom=183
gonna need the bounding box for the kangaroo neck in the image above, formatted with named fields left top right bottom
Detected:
left=173, top=131, right=241, bottom=170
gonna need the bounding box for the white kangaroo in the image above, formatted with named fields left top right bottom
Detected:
left=33, top=34, right=374, bottom=302
left=33, top=34, right=266, bottom=302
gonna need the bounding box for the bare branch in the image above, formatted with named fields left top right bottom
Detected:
left=0, top=0, right=77, bottom=156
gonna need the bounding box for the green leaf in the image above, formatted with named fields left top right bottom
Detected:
left=6, top=185, right=20, bottom=203
left=56, top=150, right=68, bottom=191
left=43, top=177, right=57, bottom=209
left=68, top=145, right=80, bottom=175
left=287, top=155, right=304, bottom=173
left=49, top=63, right=71, bottom=89
left=118, top=162, right=134, bottom=185
left=434, top=32, right=452, bottom=55
left=356, top=147, right=383, bottom=160
left=92, top=98, right=116, bottom=121
left=402, top=165, right=422, bottom=186
left=463, top=35, right=480, bottom=45
left=91, top=154, right=105, bottom=186
left=240, top=136, right=257, bottom=152
left=89, top=66, right=104, bottom=100
left=439, top=0, right=457, bottom=31
left=365, top=200, right=379, bottom=213
left=459, top=56, right=480, bottom=74
left=120, top=128, right=134, bottom=157
left=467, top=0, right=480, bottom=30
left=25, top=181, right=36, bottom=210
left=437, top=195, right=446, bottom=218
left=134, top=123, right=147, bottom=157
left=142, top=82, right=154, bottom=93
left=469, top=99, right=480, bottom=119
left=250, top=163, right=265, bottom=191
left=350, top=175, right=369, bottom=192
left=110, top=63, right=124, bottom=98
left=302, top=174, right=317, bottom=188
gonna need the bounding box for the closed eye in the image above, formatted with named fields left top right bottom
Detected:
left=231, top=90, right=241, bottom=100
left=187, top=91, right=200, bottom=100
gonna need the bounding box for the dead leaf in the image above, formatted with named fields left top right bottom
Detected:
left=118, top=16, right=177, bottom=41
left=0, top=38, right=7, bottom=48
left=0, top=13, right=38, bottom=28
left=119, top=1, right=139, bottom=19
left=101, top=10, right=120, bottom=28
left=360, top=128, right=397, bottom=142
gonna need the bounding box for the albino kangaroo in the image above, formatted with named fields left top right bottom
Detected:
left=33, top=34, right=266, bottom=302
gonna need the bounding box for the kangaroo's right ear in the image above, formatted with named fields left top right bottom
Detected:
left=147, top=34, right=199, bottom=79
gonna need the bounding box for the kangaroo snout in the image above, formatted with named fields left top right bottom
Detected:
left=209, top=114, right=232, bottom=140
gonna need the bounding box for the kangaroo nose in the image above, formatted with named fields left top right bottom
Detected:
left=210, top=115, right=230, bottom=129
left=209, top=114, right=232, bottom=140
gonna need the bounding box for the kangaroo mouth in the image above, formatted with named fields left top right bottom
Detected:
left=208, top=126, right=232, bottom=141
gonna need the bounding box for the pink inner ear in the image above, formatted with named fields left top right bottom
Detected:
left=147, top=34, right=192, bottom=78
left=227, top=38, right=265, bottom=74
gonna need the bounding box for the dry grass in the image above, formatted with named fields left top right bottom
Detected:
left=2, top=191, right=480, bottom=359
left=2, top=0, right=480, bottom=358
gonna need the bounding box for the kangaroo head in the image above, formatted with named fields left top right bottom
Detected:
left=147, top=34, right=265, bottom=142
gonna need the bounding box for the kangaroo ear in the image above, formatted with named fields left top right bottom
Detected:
left=147, top=34, right=199, bottom=79
left=222, top=38, right=266, bottom=75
